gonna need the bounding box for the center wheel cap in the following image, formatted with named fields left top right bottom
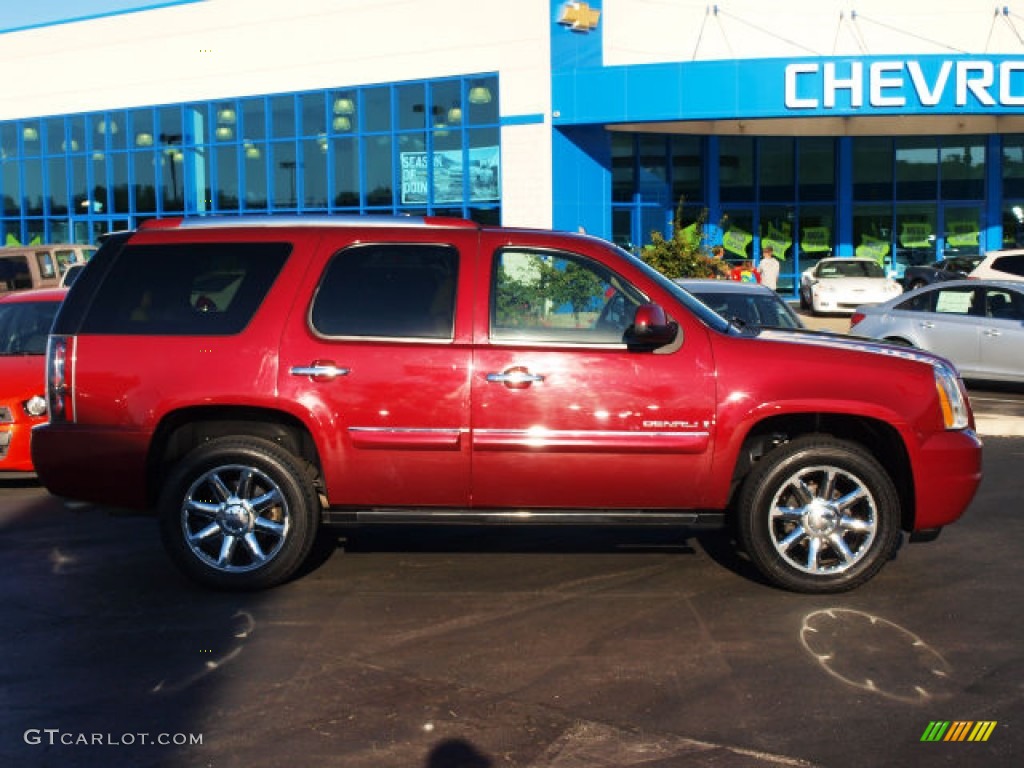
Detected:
left=805, top=501, right=839, bottom=535
left=219, top=502, right=253, bottom=535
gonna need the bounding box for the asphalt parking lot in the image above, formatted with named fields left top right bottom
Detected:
left=2, top=429, right=1021, bottom=768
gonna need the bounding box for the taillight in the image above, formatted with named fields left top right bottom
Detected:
left=850, top=311, right=865, bottom=328
left=46, top=335, right=74, bottom=423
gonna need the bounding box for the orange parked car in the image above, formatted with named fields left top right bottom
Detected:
left=0, top=288, right=66, bottom=476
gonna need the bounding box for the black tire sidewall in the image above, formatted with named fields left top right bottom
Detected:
left=159, top=437, right=320, bottom=590
left=737, top=436, right=900, bottom=593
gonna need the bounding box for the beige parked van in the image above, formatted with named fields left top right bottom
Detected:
left=0, top=244, right=96, bottom=296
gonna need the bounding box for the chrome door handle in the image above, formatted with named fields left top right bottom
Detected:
left=983, top=329, right=1002, bottom=337
left=289, top=363, right=350, bottom=379
left=486, top=367, right=545, bottom=388
left=919, top=321, right=935, bottom=329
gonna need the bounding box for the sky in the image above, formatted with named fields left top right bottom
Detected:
left=0, top=1, right=203, bottom=34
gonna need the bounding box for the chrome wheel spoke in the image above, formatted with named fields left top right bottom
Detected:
left=210, top=472, right=233, bottom=502
left=250, top=488, right=283, bottom=514
left=189, top=522, right=222, bottom=542
left=242, top=532, right=268, bottom=563
left=778, top=526, right=807, bottom=551
left=829, top=533, right=856, bottom=563
left=805, top=537, right=822, bottom=571
left=840, top=515, right=873, bottom=533
left=217, top=534, right=239, bottom=566
left=253, top=516, right=285, bottom=538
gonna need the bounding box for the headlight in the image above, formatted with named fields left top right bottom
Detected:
left=23, top=395, right=48, bottom=417
left=934, top=364, right=969, bottom=430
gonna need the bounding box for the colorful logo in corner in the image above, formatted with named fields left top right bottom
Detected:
left=920, top=721, right=997, bottom=742
left=558, top=2, right=601, bottom=32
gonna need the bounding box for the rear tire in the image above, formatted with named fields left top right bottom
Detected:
left=736, top=436, right=901, bottom=593
left=159, top=437, right=320, bottom=590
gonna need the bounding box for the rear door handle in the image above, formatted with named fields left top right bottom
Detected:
left=289, top=360, right=350, bottom=381
left=983, top=329, right=1002, bottom=337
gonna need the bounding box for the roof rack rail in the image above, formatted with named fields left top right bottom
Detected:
left=137, top=214, right=479, bottom=230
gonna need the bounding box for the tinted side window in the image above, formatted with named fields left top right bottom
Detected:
left=311, top=244, right=458, bottom=339
left=80, top=242, right=290, bottom=335
left=491, top=249, right=645, bottom=344
left=0, top=256, right=31, bottom=290
left=993, top=254, right=1024, bottom=277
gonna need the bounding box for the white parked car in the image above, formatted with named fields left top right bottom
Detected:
left=967, top=249, right=1024, bottom=282
left=799, top=257, right=903, bottom=315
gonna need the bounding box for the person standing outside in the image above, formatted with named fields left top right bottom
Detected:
left=759, top=245, right=780, bottom=291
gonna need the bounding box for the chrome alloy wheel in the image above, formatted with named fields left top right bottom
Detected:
left=180, top=464, right=291, bottom=573
left=767, top=464, right=878, bottom=575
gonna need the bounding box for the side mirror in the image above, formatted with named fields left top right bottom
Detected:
left=624, top=303, right=678, bottom=351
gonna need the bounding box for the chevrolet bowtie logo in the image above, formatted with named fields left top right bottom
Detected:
left=558, top=2, right=601, bottom=32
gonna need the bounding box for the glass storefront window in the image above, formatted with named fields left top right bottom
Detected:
left=70, top=155, right=87, bottom=214
left=720, top=208, right=754, bottom=263
left=943, top=205, right=981, bottom=258
left=330, top=90, right=357, bottom=134
left=22, top=120, right=42, bottom=158
left=24, top=157, right=43, bottom=216
left=853, top=204, right=893, bottom=271
left=760, top=206, right=795, bottom=261
left=612, top=133, right=634, bottom=204
left=299, top=93, right=325, bottom=137
left=239, top=99, right=265, bottom=144
left=430, top=80, right=462, bottom=137
left=798, top=138, right=835, bottom=201
left=853, top=137, right=892, bottom=200
left=468, top=127, right=499, bottom=204
left=242, top=141, right=266, bottom=210
left=332, top=136, right=359, bottom=207
left=45, top=117, right=64, bottom=155
left=270, top=96, right=295, bottom=140
left=364, top=87, right=391, bottom=133
left=895, top=138, right=938, bottom=200
left=671, top=135, right=702, bottom=204
left=302, top=138, right=328, bottom=209
left=637, top=135, right=667, bottom=202
left=797, top=205, right=835, bottom=275
left=941, top=137, right=985, bottom=200
left=895, top=203, right=937, bottom=275
left=160, top=140, right=184, bottom=213
left=1003, top=135, right=1024, bottom=199
left=46, top=157, right=68, bottom=215
left=271, top=141, right=298, bottom=208
left=365, top=135, right=393, bottom=206
left=214, top=144, right=239, bottom=211
left=759, top=137, right=794, bottom=203
left=719, top=137, right=754, bottom=203
left=111, top=153, right=129, bottom=213
left=397, top=83, right=426, bottom=131
left=467, top=77, right=498, bottom=125
left=132, top=150, right=157, bottom=213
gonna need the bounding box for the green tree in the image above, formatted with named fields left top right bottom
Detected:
left=640, top=200, right=728, bottom=279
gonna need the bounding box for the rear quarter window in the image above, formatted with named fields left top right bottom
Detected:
left=79, top=242, right=291, bottom=335
left=993, top=254, right=1024, bottom=277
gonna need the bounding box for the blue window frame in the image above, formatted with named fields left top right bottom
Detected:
left=0, top=74, right=500, bottom=245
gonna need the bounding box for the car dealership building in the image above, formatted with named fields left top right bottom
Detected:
left=2, top=0, right=1024, bottom=295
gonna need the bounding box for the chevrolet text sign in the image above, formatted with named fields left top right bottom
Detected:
left=785, top=60, right=1024, bottom=110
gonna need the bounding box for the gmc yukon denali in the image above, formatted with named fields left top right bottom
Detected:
left=31, top=217, right=983, bottom=593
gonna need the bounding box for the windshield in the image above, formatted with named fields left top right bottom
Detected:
left=595, top=242, right=732, bottom=332
left=0, top=301, right=60, bottom=355
left=684, top=290, right=802, bottom=329
left=818, top=260, right=886, bottom=279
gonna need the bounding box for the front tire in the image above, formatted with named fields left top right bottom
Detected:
left=736, top=436, right=901, bottom=593
left=159, top=437, right=320, bottom=590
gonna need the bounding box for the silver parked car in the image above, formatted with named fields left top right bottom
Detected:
left=850, top=279, right=1024, bottom=383
left=673, top=278, right=804, bottom=330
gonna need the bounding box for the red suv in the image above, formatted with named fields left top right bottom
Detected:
left=31, top=217, right=982, bottom=593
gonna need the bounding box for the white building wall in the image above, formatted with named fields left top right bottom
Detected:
left=0, top=0, right=553, bottom=227
left=605, top=0, right=1024, bottom=65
